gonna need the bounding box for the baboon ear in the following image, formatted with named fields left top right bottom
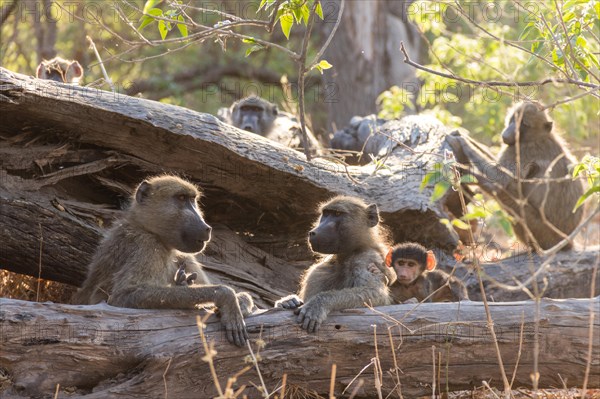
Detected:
left=544, top=121, right=553, bottom=132
left=135, top=180, right=151, bottom=204
left=426, top=250, right=437, bottom=271
left=36, top=63, right=44, bottom=78
left=366, top=204, right=379, bottom=227
left=70, top=61, right=83, bottom=78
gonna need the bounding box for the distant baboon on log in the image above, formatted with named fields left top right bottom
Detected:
left=71, top=175, right=252, bottom=346
left=275, top=196, right=395, bottom=332
left=446, top=101, right=585, bottom=251
left=218, top=95, right=322, bottom=154
left=36, top=57, right=83, bottom=84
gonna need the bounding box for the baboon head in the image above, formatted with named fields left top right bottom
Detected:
left=386, top=242, right=436, bottom=286
left=230, top=95, right=278, bottom=135
left=36, top=57, right=83, bottom=84
left=129, top=175, right=212, bottom=253
left=308, top=196, right=381, bottom=254
left=501, top=101, right=553, bottom=145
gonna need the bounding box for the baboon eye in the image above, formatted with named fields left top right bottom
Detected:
left=177, top=194, right=187, bottom=202
left=334, top=211, right=342, bottom=217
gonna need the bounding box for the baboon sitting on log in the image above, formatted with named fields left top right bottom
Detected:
left=71, top=175, right=252, bottom=346
left=446, top=101, right=585, bottom=251
left=275, top=196, right=396, bottom=332
left=218, top=95, right=322, bottom=154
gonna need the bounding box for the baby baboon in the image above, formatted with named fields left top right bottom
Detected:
left=378, top=242, right=468, bottom=303
left=446, top=101, right=585, bottom=250
left=36, top=57, right=83, bottom=84
left=275, top=196, right=396, bottom=332
left=71, top=175, right=252, bottom=346
left=218, top=95, right=322, bottom=154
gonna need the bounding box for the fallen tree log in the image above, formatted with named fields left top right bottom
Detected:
left=0, top=297, right=598, bottom=398
left=1, top=68, right=598, bottom=304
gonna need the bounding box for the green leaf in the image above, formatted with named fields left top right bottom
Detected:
left=300, top=4, right=310, bottom=24
left=451, top=219, right=470, bottom=230
left=139, top=15, right=155, bottom=30
left=572, top=162, right=587, bottom=178
left=318, top=59, right=332, bottom=70
left=498, top=217, right=514, bottom=237
left=158, top=19, right=168, bottom=40
left=177, top=15, right=188, bottom=37
left=280, top=13, right=293, bottom=39
left=245, top=45, right=264, bottom=57
left=143, top=0, right=162, bottom=14
left=420, top=169, right=442, bottom=191
left=431, top=181, right=451, bottom=202
left=139, top=8, right=162, bottom=30
left=242, top=37, right=257, bottom=44
left=315, top=2, right=324, bottom=19
left=460, top=174, right=478, bottom=184
left=573, top=185, right=600, bottom=211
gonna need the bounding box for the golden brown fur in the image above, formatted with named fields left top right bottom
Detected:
left=446, top=101, right=585, bottom=251
left=71, top=175, right=253, bottom=346
left=275, top=196, right=395, bottom=332
left=36, top=57, right=83, bottom=84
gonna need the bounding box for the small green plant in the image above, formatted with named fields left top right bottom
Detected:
left=572, top=155, right=600, bottom=211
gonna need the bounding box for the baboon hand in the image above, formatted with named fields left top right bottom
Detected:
left=220, top=306, right=248, bottom=347
left=274, top=294, right=303, bottom=310
left=237, top=292, right=256, bottom=317
left=294, top=299, right=328, bottom=333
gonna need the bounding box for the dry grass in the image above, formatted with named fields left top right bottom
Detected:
left=0, top=269, right=76, bottom=303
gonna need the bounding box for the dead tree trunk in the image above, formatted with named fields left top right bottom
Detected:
left=0, top=297, right=598, bottom=398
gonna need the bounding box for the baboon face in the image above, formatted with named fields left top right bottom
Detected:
left=36, top=58, right=83, bottom=84
left=231, top=96, right=278, bottom=135
left=308, top=197, right=379, bottom=254
left=501, top=101, right=553, bottom=145
left=387, top=242, right=436, bottom=286
left=132, top=176, right=212, bottom=253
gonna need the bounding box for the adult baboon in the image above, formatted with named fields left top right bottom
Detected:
left=446, top=101, right=584, bottom=250
left=36, top=57, right=83, bottom=84
left=218, top=95, right=322, bottom=154
left=275, top=196, right=395, bottom=332
left=71, top=175, right=252, bottom=346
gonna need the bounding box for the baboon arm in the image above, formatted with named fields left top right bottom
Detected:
left=313, top=285, right=392, bottom=312
left=110, top=284, right=232, bottom=310
left=448, top=134, right=512, bottom=192
left=111, top=284, right=248, bottom=346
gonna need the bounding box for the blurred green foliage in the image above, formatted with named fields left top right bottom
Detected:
left=379, top=0, right=600, bottom=146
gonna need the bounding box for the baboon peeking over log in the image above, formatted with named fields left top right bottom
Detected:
left=446, top=101, right=584, bottom=251
left=218, top=95, right=322, bottom=154
left=71, top=175, right=252, bottom=346
left=275, top=196, right=395, bottom=332
left=36, top=57, right=83, bottom=84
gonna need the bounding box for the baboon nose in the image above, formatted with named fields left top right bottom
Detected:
left=242, top=125, right=254, bottom=132
left=309, top=231, right=316, bottom=238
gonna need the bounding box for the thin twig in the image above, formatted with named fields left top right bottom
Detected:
left=36, top=223, right=43, bottom=303
left=87, top=36, right=115, bottom=92
left=581, top=257, right=599, bottom=398
left=162, top=357, right=172, bottom=399
left=399, top=42, right=598, bottom=90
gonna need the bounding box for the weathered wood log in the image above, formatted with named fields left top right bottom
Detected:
left=0, top=297, right=598, bottom=398
left=1, top=68, right=597, bottom=306
left=0, top=67, right=456, bottom=299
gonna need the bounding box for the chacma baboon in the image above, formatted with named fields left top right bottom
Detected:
left=377, top=242, right=468, bottom=303
left=275, top=196, right=396, bottom=332
left=446, top=101, right=585, bottom=250
left=36, top=57, right=83, bottom=84
left=218, top=95, right=322, bottom=154
left=71, top=175, right=252, bottom=346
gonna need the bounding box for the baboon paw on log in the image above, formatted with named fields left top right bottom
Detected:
left=36, top=57, right=83, bottom=84
left=446, top=101, right=585, bottom=251
left=71, top=175, right=252, bottom=346
left=218, top=95, right=322, bottom=155
left=275, top=196, right=396, bottom=332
